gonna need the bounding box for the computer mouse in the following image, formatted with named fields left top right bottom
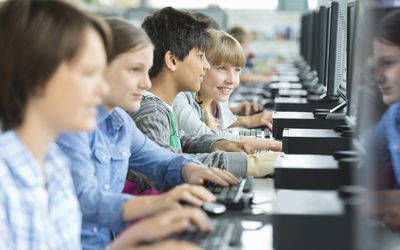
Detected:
left=202, top=201, right=226, bottom=215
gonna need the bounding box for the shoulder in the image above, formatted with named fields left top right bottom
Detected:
left=174, top=92, right=195, bottom=104
left=134, top=95, right=170, bottom=119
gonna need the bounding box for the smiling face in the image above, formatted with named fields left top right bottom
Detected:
left=103, top=44, right=154, bottom=112
left=174, top=48, right=210, bottom=92
left=31, top=28, right=109, bottom=132
left=200, top=63, right=241, bottom=102
left=374, top=40, right=400, bottom=105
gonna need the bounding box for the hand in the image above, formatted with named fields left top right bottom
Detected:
left=109, top=208, right=210, bottom=249
left=374, top=191, right=400, bottom=229
left=267, top=139, right=282, bottom=152
left=135, top=240, right=202, bottom=250
left=182, top=162, right=239, bottom=186
left=122, top=184, right=215, bottom=221
left=246, top=111, right=273, bottom=130
left=231, top=102, right=263, bottom=116
left=162, top=183, right=216, bottom=207
left=211, top=139, right=254, bottom=154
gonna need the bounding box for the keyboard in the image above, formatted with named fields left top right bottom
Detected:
left=173, top=218, right=243, bottom=250
left=239, top=128, right=270, bottom=138
left=205, top=177, right=254, bottom=210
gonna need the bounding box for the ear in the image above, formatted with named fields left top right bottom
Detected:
left=164, top=50, right=178, bottom=71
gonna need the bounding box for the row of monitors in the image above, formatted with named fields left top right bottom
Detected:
left=300, top=0, right=356, bottom=100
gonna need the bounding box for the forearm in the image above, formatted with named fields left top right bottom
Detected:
left=229, top=116, right=250, bottom=128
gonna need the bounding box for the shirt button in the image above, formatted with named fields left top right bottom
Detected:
left=103, top=184, right=110, bottom=190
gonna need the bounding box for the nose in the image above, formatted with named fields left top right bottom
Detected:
left=374, top=65, right=385, bottom=85
left=138, top=72, right=152, bottom=91
left=203, top=56, right=211, bottom=71
left=98, top=76, right=110, bottom=98
left=226, top=70, right=239, bottom=86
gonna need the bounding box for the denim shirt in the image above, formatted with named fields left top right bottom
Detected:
left=370, top=103, right=400, bottom=185
left=57, top=106, right=193, bottom=250
left=0, top=131, right=81, bottom=250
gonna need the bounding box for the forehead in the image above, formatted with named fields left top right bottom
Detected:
left=115, top=45, right=154, bottom=64
left=374, top=40, right=400, bottom=57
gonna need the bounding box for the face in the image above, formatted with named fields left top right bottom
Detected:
left=174, top=48, right=210, bottom=92
left=103, top=44, right=153, bottom=112
left=374, top=40, right=400, bottom=105
left=31, top=28, right=108, bottom=132
left=200, top=63, right=241, bottom=102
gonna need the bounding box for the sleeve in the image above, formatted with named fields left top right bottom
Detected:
left=0, top=184, right=12, bottom=250
left=132, top=99, right=175, bottom=151
left=132, top=97, right=219, bottom=154
left=127, top=121, right=196, bottom=188
left=173, top=93, right=240, bottom=141
left=361, top=110, right=390, bottom=167
left=57, top=133, right=133, bottom=231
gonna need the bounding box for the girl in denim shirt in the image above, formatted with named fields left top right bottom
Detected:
left=57, top=18, right=237, bottom=250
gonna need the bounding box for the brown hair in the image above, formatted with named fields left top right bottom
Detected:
left=105, top=18, right=152, bottom=62
left=376, top=10, right=400, bottom=46
left=228, top=26, right=249, bottom=44
left=0, top=0, right=111, bottom=131
left=206, top=29, right=245, bottom=68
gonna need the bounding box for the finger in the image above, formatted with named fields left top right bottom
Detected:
left=267, top=122, right=273, bottom=131
left=201, top=168, right=229, bottom=186
left=210, top=167, right=239, bottom=184
left=245, top=103, right=251, bottom=116
left=158, top=240, right=202, bottom=250
left=243, top=143, right=255, bottom=154
left=182, top=208, right=212, bottom=232
left=178, top=186, right=216, bottom=206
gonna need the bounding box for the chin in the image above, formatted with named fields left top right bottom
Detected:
left=67, top=121, right=96, bottom=133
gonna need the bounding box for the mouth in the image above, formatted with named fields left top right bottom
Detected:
left=217, top=87, right=233, bottom=95
left=379, top=86, right=392, bottom=95
left=131, top=93, right=143, bottom=100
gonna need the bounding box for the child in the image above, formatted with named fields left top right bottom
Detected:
left=0, top=1, right=214, bottom=249
left=56, top=17, right=236, bottom=250
left=228, top=26, right=275, bottom=84
left=173, top=29, right=282, bottom=152
left=132, top=7, right=251, bottom=178
left=0, top=0, right=109, bottom=248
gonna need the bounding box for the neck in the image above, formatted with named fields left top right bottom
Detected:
left=149, top=72, right=179, bottom=105
left=15, top=105, right=59, bottom=166
left=197, top=90, right=214, bottom=109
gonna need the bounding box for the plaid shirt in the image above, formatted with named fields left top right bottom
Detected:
left=0, top=131, right=81, bottom=250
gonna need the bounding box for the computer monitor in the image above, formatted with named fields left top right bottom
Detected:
left=345, top=0, right=357, bottom=114
left=317, top=6, right=328, bottom=85
left=325, top=0, right=347, bottom=97
left=311, top=10, right=319, bottom=72
left=306, top=12, right=315, bottom=65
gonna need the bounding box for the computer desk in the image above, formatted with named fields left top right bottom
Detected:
left=223, top=178, right=275, bottom=250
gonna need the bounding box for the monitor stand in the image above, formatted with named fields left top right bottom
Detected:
left=274, top=153, right=358, bottom=190
left=272, top=111, right=346, bottom=139
left=273, top=189, right=355, bottom=250
left=282, top=128, right=352, bottom=155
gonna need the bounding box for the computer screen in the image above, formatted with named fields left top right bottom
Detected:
left=325, top=0, right=347, bottom=97
left=317, top=6, right=328, bottom=86
left=345, top=0, right=357, bottom=114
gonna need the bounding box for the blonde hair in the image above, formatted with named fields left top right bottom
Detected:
left=206, top=29, right=246, bottom=68
left=196, top=29, right=245, bottom=131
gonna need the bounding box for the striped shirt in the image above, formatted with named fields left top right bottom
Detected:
left=0, top=131, right=81, bottom=250
left=131, top=94, right=248, bottom=177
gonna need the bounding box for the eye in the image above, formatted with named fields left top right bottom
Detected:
left=217, top=66, right=226, bottom=71
left=129, top=67, right=141, bottom=73
left=234, top=67, right=241, bottom=73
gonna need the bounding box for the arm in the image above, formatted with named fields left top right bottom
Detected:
left=57, top=132, right=133, bottom=231
left=127, top=121, right=192, bottom=188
